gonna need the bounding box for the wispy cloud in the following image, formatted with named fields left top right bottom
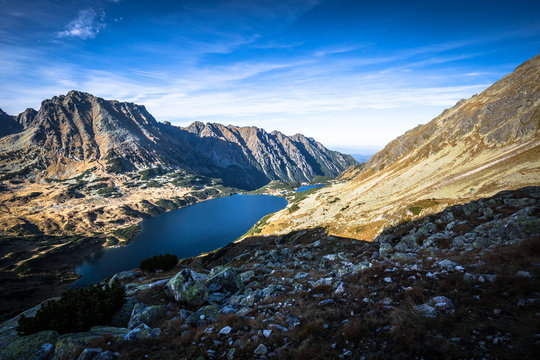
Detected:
left=57, top=9, right=105, bottom=40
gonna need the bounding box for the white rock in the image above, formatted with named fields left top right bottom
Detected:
left=219, top=326, right=232, bottom=335
left=263, top=329, right=272, bottom=338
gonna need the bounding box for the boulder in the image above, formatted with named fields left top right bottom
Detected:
left=125, top=279, right=169, bottom=296
left=165, top=269, right=209, bottom=305
left=123, top=323, right=161, bottom=341
left=205, top=266, right=243, bottom=293
left=128, top=303, right=166, bottom=329
left=239, top=270, right=255, bottom=284
left=394, top=234, right=418, bottom=252
left=0, top=330, right=58, bottom=360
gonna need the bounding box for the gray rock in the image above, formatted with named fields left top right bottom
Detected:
left=254, top=343, right=268, bottom=355
left=185, top=305, right=220, bottom=325
left=394, top=234, right=418, bottom=252
left=78, top=348, right=117, bottom=360
left=516, top=271, right=532, bottom=278
left=78, top=348, right=104, bottom=360
left=128, top=303, right=166, bottom=329
left=206, top=266, right=243, bottom=293
left=431, top=296, right=455, bottom=313
left=438, top=259, right=457, bottom=269
left=239, top=270, right=255, bottom=284
left=108, top=271, right=138, bottom=287
left=318, top=299, right=334, bottom=306
left=124, top=323, right=160, bottom=341
left=165, top=268, right=209, bottom=305
left=125, top=278, right=169, bottom=296
left=219, top=326, right=232, bottom=335
left=294, top=272, right=309, bottom=280
left=179, top=309, right=193, bottom=320
left=414, top=304, right=436, bottom=318
left=517, top=298, right=536, bottom=307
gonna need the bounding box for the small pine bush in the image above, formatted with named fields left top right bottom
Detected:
left=17, top=280, right=125, bottom=335
left=139, top=253, right=178, bottom=272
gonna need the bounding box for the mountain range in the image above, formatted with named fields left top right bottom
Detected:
left=0, top=91, right=355, bottom=190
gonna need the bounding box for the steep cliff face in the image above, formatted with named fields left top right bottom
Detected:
left=0, top=91, right=355, bottom=189
left=257, top=54, right=540, bottom=240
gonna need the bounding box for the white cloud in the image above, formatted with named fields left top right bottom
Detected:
left=57, top=9, right=105, bottom=40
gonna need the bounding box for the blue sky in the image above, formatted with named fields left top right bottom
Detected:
left=1, top=0, right=539, bottom=151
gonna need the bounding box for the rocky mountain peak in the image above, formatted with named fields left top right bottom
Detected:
left=0, top=92, right=356, bottom=188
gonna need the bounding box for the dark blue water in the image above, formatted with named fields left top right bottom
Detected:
left=296, top=184, right=326, bottom=192
left=73, top=194, right=287, bottom=287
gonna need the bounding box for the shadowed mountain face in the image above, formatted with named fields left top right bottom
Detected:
left=0, top=109, right=22, bottom=138
left=0, top=91, right=356, bottom=189
left=256, top=54, right=540, bottom=240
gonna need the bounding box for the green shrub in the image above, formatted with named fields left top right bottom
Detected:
left=17, top=281, right=125, bottom=335
left=409, top=206, right=423, bottom=216
left=139, top=253, right=178, bottom=272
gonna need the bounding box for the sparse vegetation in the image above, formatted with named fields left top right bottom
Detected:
left=409, top=205, right=423, bottom=215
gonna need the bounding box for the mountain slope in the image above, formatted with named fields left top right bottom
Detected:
left=256, top=54, right=540, bottom=240
left=184, top=121, right=355, bottom=184
left=0, top=91, right=355, bottom=189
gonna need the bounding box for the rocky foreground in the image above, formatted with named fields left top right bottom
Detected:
left=0, top=187, right=538, bottom=360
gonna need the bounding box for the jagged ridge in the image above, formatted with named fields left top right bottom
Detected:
left=0, top=91, right=356, bottom=190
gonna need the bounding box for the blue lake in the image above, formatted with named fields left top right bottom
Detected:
left=296, top=184, right=326, bottom=192
left=73, top=194, right=287, bottom=287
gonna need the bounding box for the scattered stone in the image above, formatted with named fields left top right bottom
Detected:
left=206, top=266, right=243, bottom=293
left=383, top=277, right=392, bottom=283
left=263, top=330, right=272, bottom=338
left=516, top=271, right=532, bottom=278
left=438, top=259, right=457, bottom=269
left=239, top=270, right=255, bottom=283
left=414, top=304, right=437, bottom=318
left=517, top=298, right=536, bottom=307
left=253, top=343, right=268, bottom=355
left=219, top=326, right=232, bottom=335
left=318, top=299, right=335, bottom=306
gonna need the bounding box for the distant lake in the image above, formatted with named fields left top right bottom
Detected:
left=73, top=194, right=287, bottom=287
left=296, top=184, right=326, bottom=192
